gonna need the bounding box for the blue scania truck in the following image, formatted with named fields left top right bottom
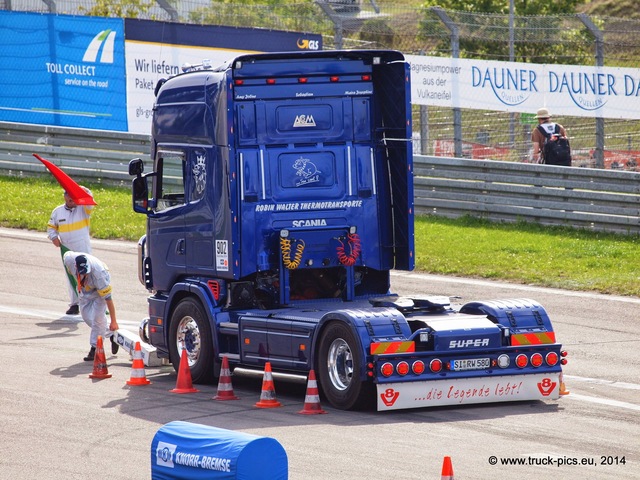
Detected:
left=129, top=50, right=567, bottom=410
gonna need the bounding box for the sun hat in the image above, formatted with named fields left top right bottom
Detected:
left=536, top=107, right=551, bottom=119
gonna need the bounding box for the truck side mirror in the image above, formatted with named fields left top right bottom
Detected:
left=129, top=158, right=144, bottom=177
left=132, top=176, right=150, bottom=214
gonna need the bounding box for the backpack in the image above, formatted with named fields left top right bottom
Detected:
left=537, top=123, right=571, bottom=166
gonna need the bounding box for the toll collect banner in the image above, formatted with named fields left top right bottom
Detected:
left=124, top=19, right=322, bottom=134
left=406, top=54, right=640, bottom=120
left=0, top=11, right=127, bottom=130
left=0, top=11, right=321, bottom=133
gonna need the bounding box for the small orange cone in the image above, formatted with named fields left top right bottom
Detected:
left=559, top=372, right=570, bottom=395
left=89, top=336, right=112, bottom=379
left=298, top=369, right=327, bottom=415
left=126, top=341, right=151, bottom=386
left=255, top=362, right=282, bottom=408
left=170, top=349, right=200, bottom=394
left=213, top=355, right=239, bottom=400
left=441, top=456, right=454, bottom=480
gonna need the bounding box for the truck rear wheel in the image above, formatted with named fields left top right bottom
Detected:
left=169, top=298, right=215, bottom=383
left=317, top=322, right=374, bottom=410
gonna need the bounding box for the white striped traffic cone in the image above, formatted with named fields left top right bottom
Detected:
left=255, top=362, right=282, bottom=408
left=298, top=369, right=327, bottom=414
left=213, top=355, right=239, bottom=400
left=126, top=341, right=151, bottom=386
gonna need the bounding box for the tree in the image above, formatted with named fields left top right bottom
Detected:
left=419, top=0, right=585, bottom=15
left=79, top=0, right=154, bottom=18
left=419, top=0, right=594, bottom=64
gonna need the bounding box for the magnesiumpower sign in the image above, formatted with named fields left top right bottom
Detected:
left=406, top=54, right=640, bottom=120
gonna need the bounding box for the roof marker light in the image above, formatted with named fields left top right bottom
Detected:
left=266, top=78, right=276, bottom=85
left=330, top=76, right=339, bottom=82
left=362, top=74, right=371, bottom=81
left=298, top=77, right=308, bottom=83
left=234, top=79, right=244, bottom=86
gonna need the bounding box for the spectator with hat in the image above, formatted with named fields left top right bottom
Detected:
left=531, top=107, right=569, bottom=164
left=63, top=251, right=119, bottom=361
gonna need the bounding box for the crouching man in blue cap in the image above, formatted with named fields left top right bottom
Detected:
left=63, top=251, right=120, bottom=361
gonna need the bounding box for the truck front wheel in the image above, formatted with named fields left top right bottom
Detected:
left=169, top=298, right=215, bottom=383
left=317, top=322, right=374, bottom=410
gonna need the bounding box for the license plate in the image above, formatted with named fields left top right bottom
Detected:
left=451, top=357, right=490, bottom=371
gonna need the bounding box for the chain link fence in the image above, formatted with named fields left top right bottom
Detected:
left=4, top=0, right=640, bottom=169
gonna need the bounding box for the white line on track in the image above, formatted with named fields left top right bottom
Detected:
left=564, top=374, right=640, bottom=391
left=391, top=271, right=640, bottom=305
left=565, top=393, right=640, bottom=412
left=0, top=304, right=140, bottom=329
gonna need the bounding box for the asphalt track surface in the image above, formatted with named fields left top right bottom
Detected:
left=0, top=227, right=638, bottom=479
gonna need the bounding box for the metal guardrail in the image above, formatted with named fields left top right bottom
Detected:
left=0, top=121, right=150, bottom=186
left=414, top=155, right=640, bottom=234
left=1, top=122, right=638, bottom=234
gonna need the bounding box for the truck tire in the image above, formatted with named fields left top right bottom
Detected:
left=169, top=297, right=215, bottom=383
left=316, top=322, right=374, bottom=410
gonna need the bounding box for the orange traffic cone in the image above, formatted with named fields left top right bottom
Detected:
left=298, top=369, right=327, bottom=415
left=559, top=372, right=570, bottom=395
left=170, top=349, right=200, bottom=394
left=126, top=341, right=151, bottom=386
left=213, top=355, right=239, bottom=400
left=441, top=456, right=454, bottom=480
left=89, top=336, right=112, bottom=379
left=255, top=362, right=282, bottom=408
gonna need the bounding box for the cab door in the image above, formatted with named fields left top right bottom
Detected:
left=147, top=149, right=187, bottom=292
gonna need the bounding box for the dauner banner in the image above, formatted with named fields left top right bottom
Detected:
left=407, top=54, right=640, bottom=120
left=0, top=11, right=127, bottom=130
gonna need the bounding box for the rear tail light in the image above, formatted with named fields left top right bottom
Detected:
left=429, top=358, right=443, bottom=373
left=412, top=360, right=425, bottom=375
left=366, top=362, right=375, bottom=377
left=380, top=362, right=393, bottom=377
left=545, top=352, right=559, bottom=366
left=530, top=353, right=543, bottom=367
left=515, top=354, right=528, bottom=368
left=396, top=361, right=409, bottom=376
left=497, top=354, right=510, bottom=368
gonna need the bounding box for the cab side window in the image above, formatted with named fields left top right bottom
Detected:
left=154, top=151, right=186, bottom=212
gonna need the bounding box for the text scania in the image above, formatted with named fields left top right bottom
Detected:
left=292, top=219, right=327, bottom=227
left=174, top=452, right=231, bottom=472
left=449, top=339, right=490, bottom=348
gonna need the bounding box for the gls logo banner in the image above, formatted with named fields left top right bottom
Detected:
left=297, top=38, right=320, bottom=50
